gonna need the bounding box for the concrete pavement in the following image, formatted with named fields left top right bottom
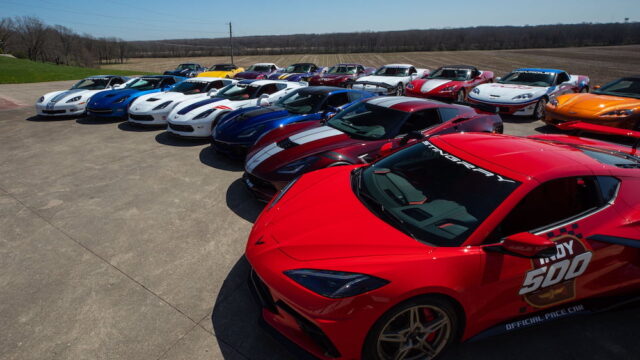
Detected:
left=0, top=81, right=638, bottom=360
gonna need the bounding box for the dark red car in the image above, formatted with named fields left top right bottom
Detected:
left=243, top=96, right=503, bottom=200
left=405, top=65, right=494, bottom=103
left=309, top=63, right=376, bottom=88
left=246, top=123, right=640, bottom=360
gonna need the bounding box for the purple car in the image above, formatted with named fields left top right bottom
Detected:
left=234, top=63, right=279, bottom=80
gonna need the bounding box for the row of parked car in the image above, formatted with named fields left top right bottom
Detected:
left=33, top=62, right=640, bottom=360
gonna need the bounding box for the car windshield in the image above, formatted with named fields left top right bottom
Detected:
left=126, top=78, right=162, bottom=90
left=171, top=81, right=212, bottom=95
left=209, top=64, right=236, bottom=71
left=327, top=101, right=407, bottom=140
left=276, top=90, right=324, bottom=114
left=284, top=64, right=312, bottom=73
left=499, top=71, right=555, bottom=87
left=328, top=65, right=357, bottom=75
left=177, top=64, right=197, bottom=70
left=354, top=141, right=520, bottom=246
left=247, top=65, right=272, bottom=72
left=375, top=67, right=410, bottom=77
left=428, top=68, right=472, bottom=81
left=592, top=78, right=640, bottom=99
left=216, top=83, right=259, bottom=100
left=71, top=78, right=110, bottom=90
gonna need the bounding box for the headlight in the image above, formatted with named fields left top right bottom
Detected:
left=284, top=269, right=390, bottom=298
left=472, top=88, right=480, bottom=94
left=441, top=86, right=456, bottom=92
left=406, top=83, right=414, bottom=90
left=193, top=108, right=215, bottom=120
left=38, top=96, right=45, bottom=103
left=600, top=109, right=633, bottom=117
left=66, top=96, right=82, bottom=103
left=114, top=96, right=128, bottom=103
left=153, top=101, right=173, bottom=110
left=512, top=93, right=534, bottom=100
left=268, top=176, right=299, bottom=209
left=276, top=156, right=318, bottom=175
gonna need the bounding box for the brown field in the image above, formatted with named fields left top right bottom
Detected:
left=102, top=45, right=640, bottom=86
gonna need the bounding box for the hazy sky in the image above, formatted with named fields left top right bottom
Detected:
left=1, top=0, right=637, bottom=41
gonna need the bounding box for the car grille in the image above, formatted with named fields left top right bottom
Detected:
left=129, top=114, right=154, bottom=121
left=245, top=173, right=277, bottom=194
left=499, top=107, right=510, bottom=113
left=87, top=108, right=113, bottom=114
left=168, top=123, right=194, bottom=132
left=212, top=139, right=248, bottom=158
left=42, top=109, right=65, bottom=114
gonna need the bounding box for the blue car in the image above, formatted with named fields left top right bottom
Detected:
left=211, top=86, right=374, bottom=159
left=267, top=63, right=325, bottom=82
left=86, top=75, right=186, bottom=118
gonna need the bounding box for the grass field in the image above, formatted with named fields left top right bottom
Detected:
left=102, top=45, right=640, bottom=86
left=0, top=56, right=153, bottom=84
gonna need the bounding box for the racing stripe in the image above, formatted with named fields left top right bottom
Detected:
left=420, top=80, right=450, bottom=93
left=289, top=126, right=343, bottom=144
left=177, top=98, right=224, bottom=115
left=366, top=96, right=413, bottom=108
left=246, top=143, right=283, bottom=173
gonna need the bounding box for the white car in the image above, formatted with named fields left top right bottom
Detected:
left=352, top=64, right=429, bottom=95
left=466, top=68, right=590, bottom=119
left=127, top=77, right=236, bottom=126
left=166, top=80, right=306, bottom=138
left=35, top=75, right=130, bottom=117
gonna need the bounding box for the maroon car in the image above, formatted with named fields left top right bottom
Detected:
left=243, top=96, right=503, bottom=200
left=309, top=63, right=375, bottom=88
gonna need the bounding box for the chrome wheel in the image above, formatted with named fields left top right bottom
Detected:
left=376, top=305, right=452, bottom=360
left=456, top=90, right=466, bottom=103
left=534, top=98, right=547, bottom=120
left=395, top=83, right=404, bottom=96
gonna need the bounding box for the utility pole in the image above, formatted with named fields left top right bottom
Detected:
left=228, top=22, right=234, bottom=65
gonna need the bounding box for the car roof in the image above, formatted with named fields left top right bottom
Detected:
left=437, top=64, right=478, bottom=71
left=251, top=63, right=277, bottom=66
left=289, top=62, right=316, bottom=66
left=365, top=96, right=454, bottom=112
left=87, top=75, right=121, bottom=79
left=382, top=64, right=413, bottom=68
left=432, top=132, right=636, bottom=183
left=298, top=86, right=347, bottom=95
left=185, top=77, right=230, bottom=82
left=516, top=68, right=565, bottom=73
left=333, top=63, right=361, bottom=67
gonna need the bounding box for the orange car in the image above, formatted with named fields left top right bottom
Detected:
left=545, top=76, right=640, bottom=130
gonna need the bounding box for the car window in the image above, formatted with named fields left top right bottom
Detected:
left=206, top=80, right=226, bottom=91
left=409, top=67, right=417, bottom=75
left=438, top=108, right=461, bottom=122
left=325, top=92, right=350, bottom=108
left=485, top=176, right=617, bottom=243
left=109, top=78, right=124, bottom=86
left=398, top=109, right=440, bottom=134
left=257, top=84, right=279, bottom=96
left=348, top=91, right=366, bottom=102
left=557, top=72, right=570, bottom=84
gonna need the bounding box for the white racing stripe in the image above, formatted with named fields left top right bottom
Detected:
left=420, top=79, right=450, bottom=93
left=366, top=97, right=413, bottom=108
left=246, top=143, right=283, bottom=173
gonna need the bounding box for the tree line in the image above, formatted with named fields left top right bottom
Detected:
left=0, top=16, right=128, bottom=67
left=129, top=22, right=640, bottom=58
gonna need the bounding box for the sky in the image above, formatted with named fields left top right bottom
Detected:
left=1, top=0, right=637, bottom=41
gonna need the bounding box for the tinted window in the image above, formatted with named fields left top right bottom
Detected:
left=592, top=78, right=640, bottom=99
left=325, top=92, right=350, bottom=108
left=327, top=101, right=407, bottom=140
left=348, top=91, right=366, bottom=102
left=439, top=108, right=461, bottom=122
left=398, top=109, right=440, bottom=134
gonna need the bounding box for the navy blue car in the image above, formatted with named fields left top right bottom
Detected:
left=211, top=86, right=374, bottom=159
left=87, top=75, right=185, bottom=119
left=163, top=63, right=206, bottom=78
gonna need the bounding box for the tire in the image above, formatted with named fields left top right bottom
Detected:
left=362, top=295, right=460, bottom=360
left=533, top=98, right=548, bottom=120
left=492, top=123, right=504, bottom=134
left=395, top=83, right=404, bottom=96
left=580, top=86, right=589, bottom=93
left=456, top=89, right=466, bottom=103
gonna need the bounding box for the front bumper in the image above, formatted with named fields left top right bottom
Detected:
left=166, top=119, right=213, bottom=138
left=35, top=103, right=86, bottom=116
left=352, top=83, right=395, bottom=95
left=544, top=109, right=637, bottom=130
left=128, top=110, right=170, bottom=125
left=242, top=172, right=283, bottom=202
left=466, top=97, right=538, bottom=116
left=405, top=89, right=456, bottom=101
left=211, top=138, right=250, bottom=160
left=86, top=106, right=126, bottom=118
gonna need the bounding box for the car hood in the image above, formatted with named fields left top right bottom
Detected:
left=246, top=124, right=365, bottom=175
left=556, top=93, right=640, bottom=112
left=216, top=106, right=317, bottom=140
left=236, top=71, right=268, bottom=78
left=417, top=79, right=459, bottom=93
left=164, top=69, right=191, bottom=76
left=317, top=74, right=351, bottom=80
left=130, top=92, right=203, bottom=112
left=42, top=88, right=98, bottom=104
left=199, top=71, right=232, bottom=78
left=470, top=83, right=548, bottom=103
left=252, top=166, right=429, bottom=261
left=357, top=75, right=406, bottom=85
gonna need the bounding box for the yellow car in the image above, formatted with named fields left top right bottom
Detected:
left=198, top=63, right=244, bottom=79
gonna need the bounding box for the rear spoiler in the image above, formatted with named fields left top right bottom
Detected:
left=557, top=121, right=640, bottom=154
left=453, top=100, right=498, bottom=114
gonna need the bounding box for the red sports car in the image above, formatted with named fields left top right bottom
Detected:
left=405, top=65, right=494, bottom=103
left=243, top=96, right=503, bottom=200
left=246, top=123, right=640, bottom=360
left=309, top=63, right=376, bottom=88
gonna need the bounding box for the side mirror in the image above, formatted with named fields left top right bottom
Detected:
left=323, top=105, right=339, bottom=118
left=258, top=94, right=270, bottom=107
left=379, top=142, right=394, bottom=157
left=207, top=89, right=218, bottom=97
left=487, top=232, right=557, bottom=258
left=399, top=130, right=425, bottom=145
left=593, top=85, right=601, bottom=90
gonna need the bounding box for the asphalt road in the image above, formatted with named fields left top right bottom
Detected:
left=0, top=81, right=638, bottom=360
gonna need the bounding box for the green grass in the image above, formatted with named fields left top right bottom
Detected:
left=0, top=56, right=155, bottom=84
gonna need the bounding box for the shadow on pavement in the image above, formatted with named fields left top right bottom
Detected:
left=211, top=256, right=310, bottom=360
left=118, top=121, right=164, bottom=132
left=199, top=146, right=244, bottom=172
left=76, top=116, right=124, bottom=125
left=155, top=131, right=209, bottom=147
left=25, top=115, right=78, bottom=122
left=225, top=178, right=264, bottom=224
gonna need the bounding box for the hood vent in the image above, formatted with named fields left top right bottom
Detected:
left=147, top=98, right=160, bottom=102
left=277, top=138, right=299, bottom=149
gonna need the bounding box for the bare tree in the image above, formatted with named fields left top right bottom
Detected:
left=0, top=17, right=15, bottom=54
left=14, top=16, right=48, bottom=61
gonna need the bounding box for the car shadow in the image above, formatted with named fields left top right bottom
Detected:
left=501, top=115, right=539, bottom=125
left=211, top=256, right=313, bottom=360
left=225, top=178, right=265, bottom=224
left=25, top=115, right=79, bottom=122
left=76, top=116, right=124, bottom=125
left=118, top=122, right=164, bottom=132
left=199, top=146, right=244, bottom=172
left=154, top=131, right=210, bottom=147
